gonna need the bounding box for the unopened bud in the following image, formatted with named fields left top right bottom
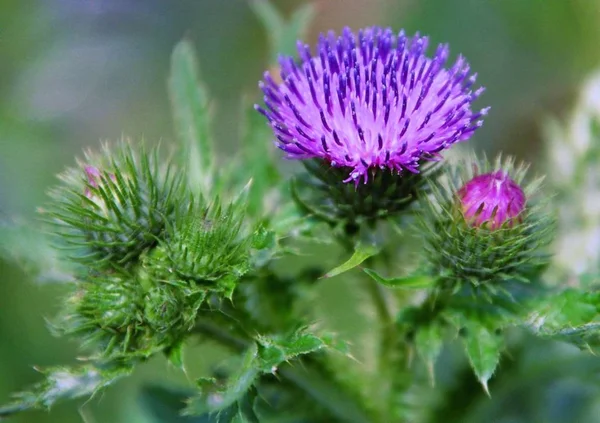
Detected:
left=458, top=171, right=526, bottom=230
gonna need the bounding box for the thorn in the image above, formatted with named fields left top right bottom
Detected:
left=481, top=379, right=491, bottom=397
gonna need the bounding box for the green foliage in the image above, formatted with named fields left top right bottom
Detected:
left=364, top=268, right=437, bottom=290
left=4, top=14, right=600, bottom=423
left=169, top=39, right=214, bottom=199
left=0, top=363, right=133, bottom=418
left=414, top=322, right=444, bottom=384
left=323, top=241, right=380, bottom=279
left=419, top=155, right=554, bottom=290
left=528, top=288, right=600, bottom=353
left=184, top=329, right=349, bottom=419
left=250, top=0, right=315, bottom=64
left=46, top=142, right=184, bottom=269
left=139, top=385, right=209, bottom=423
left=460, top=321, right=503, bottom=395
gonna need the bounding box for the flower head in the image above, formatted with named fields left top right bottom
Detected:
left=256, top=26, right=488, bottom=184
left=458, top=171, right=526, bottom=230
left=418, top=155, right=553, bottom=288
left=48, top=142, right=183, bottom=268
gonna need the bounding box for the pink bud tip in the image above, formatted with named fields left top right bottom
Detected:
left=457, top=171, right=526, bottom=230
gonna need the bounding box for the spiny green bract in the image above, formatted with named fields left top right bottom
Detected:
left=56, top=271, right=207, bottom=360
left=143, top=199, right=261, bottom=299
left=292, top=159, right=439, bottom=232
left=143, top=283, right=205, bottom=345
left=56, top=274, right=159, bottom=359
left=46, top=141, right=184, bottom=269
left=419, top=155, right=554, bottom=291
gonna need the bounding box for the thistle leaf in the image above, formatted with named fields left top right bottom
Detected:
left=528, top=289, right=600, bottom=352
left=462, top=322, right=502, bottom=395
left=165, top=341, right=186, bottom=373
left=250, top=1, right=315, bottom=63
left=169, top=39, right=214, bottom=198
left=414, top=323, right=444, bottom=386
left=0, top=364, right=133, bottom=417
left=363, top=268, right=436, bottom=289
left=184, top=329, right=346, bottom=417
left=323, top=243, right=380, bottom=279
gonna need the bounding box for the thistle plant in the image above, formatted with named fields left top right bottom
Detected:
left=3, top=6, right=600, bottom=423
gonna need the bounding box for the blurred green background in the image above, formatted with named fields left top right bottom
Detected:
left=3, top=1, right=600, bottom=422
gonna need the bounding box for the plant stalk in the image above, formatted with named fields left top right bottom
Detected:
left=193, top=318, right=372, bottom=423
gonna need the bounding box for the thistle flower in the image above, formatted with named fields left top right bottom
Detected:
left=256, top=26, right=488, bottom=184
left=458, top=171, right=526, bottom=230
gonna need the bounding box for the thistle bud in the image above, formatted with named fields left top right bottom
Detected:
left=47, top=142, right=184, bottom=268
left=420, top=156, right=554, bottom=289
left=57, top=276, right=155, bottom=359
left=458, top=171, right=526, bottom=230
left=143, top=200, right=256, bottom=299
left=143, top=284, right=203, bottom=344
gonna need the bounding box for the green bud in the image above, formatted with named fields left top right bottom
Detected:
left=419, top=155, right=554, bottom=290
left=144, top=199, right=256, bottom=298
left=143, top=284, right=204, bottom=340
left=58, top=275, right=154, bottom=358
left=46, top=141, right=184, bottom=268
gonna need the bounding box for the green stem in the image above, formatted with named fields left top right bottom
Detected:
left=192, top=318, right=372, bottom=423
left=361, top=255, right=396, bottom=372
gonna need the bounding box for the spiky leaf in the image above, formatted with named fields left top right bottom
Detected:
left=0, top=364, right=132, bottom=417
left=528, top=288, right=600, bottom=352
left=184, top=329, right=347, bottom=417
left=462, top=321, right=503, bottom=395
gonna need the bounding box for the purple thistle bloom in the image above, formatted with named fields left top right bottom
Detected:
left=458, top=171, right=526, bottom=230
left=256, top=26, right=488, bottom=184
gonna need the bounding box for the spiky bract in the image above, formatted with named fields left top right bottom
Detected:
left=143, top=200, right=257, bottom=299
left=46, top=142, right=184, bottom=268
left=57, top=274, right=157, bottom=359
left=419, top=155, right=554, bottom=290
left=292, top=158, right=440, bottom=230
